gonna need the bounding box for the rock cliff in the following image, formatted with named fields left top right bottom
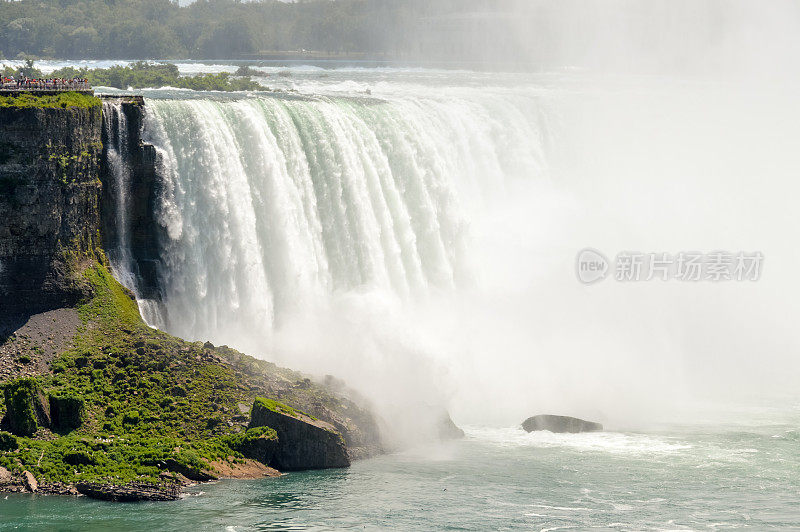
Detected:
left=0, top=101, right=102, bottom=318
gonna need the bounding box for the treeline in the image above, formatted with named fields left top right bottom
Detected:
left=2, top=60, right=264, bottom=91
left=0, top=0, right=502, bottom=60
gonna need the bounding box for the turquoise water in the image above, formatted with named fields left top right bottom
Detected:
left=3, top=416, right=799, bottom=531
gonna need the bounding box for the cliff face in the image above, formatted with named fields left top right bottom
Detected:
left=0, top=104, right=103, bottom=317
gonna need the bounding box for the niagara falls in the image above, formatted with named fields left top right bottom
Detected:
left=1, top=1, right=799, bottom=530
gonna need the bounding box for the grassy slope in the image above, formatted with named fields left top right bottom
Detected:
left=0, top=92, right=101, bottom=109
left=0, top=260, right=367, bottom=487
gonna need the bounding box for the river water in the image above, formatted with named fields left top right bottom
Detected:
left=3, top=410, right=800, bottom=530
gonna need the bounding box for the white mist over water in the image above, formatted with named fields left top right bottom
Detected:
left=136, top=71, right=800, bottom=433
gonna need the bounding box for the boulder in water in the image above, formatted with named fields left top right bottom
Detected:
left=437, top=411, right=465, bottom=440
left=521, top=414, right=603, bottom=433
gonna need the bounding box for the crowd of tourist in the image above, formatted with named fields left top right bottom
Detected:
left=0, top=76, right=90, bottom=90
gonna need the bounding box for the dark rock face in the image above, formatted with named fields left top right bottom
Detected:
left=249, top=398, right=350, bottom=471
left=0, top=104, right=102, bottom=317
left=227, top=426, right=279, bottom=465
left=76, top=481, right=180, bottom=502
left=521, top=415, right=603, bottom=433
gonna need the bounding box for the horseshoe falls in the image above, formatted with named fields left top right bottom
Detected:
left=128, top=74, right=800, bottom=434
left=138, top=87, right=558, bottom=422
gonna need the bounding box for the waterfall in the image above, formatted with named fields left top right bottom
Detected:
left=102, top=101, right=135, bottom=289
left=142, top=92, right=547, bottom=350
left=103, top=100, right=167, bottom=330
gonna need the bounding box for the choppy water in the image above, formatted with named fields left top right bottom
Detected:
left=3, top=414, right=800, bottom=530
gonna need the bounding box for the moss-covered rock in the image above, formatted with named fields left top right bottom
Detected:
left=2, top=377, right=50, bottom=436
left=250, top=397, right=349, bottom=471
left=49, top=393, right=86, bottom=432
left=164, top=450, right=217, bottom=482
left=222, top=426, right=278, bottom=465
left=0, top=261, right=378, bottom=490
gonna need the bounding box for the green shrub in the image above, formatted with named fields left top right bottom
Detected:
left=122, top=410, right=140, bottom=425
left=63, top=449, right=97, bottom=465
left=3, top=378, right=49, bottom=436
left=49, top=393, right=86, bottom=432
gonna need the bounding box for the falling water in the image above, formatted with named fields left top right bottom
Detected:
left=102, top=101, right=135, bottom=289
left=135, top=75, right=800, bottom=429
left=142, top=92, right=547, bottom=345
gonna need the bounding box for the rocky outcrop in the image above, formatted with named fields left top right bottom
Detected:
left=224, top=426, right=279, bottom=465
left=22, top=470, right=38, bottom=492
left=164, top=458, right=218, bottom=482
left=3, top=377, right=51, bottom=435
left=437, top=410, right=465, bottom=440
left=521, top=414, right=603, bottom=433
left=76, top=481, right=180, bottom=502
left=249, top=398, right=350, bottom=471
left=0, top=102, right=102, bottom=316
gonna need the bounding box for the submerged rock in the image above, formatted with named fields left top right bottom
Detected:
left=521, top=414, right=603, bottom=433
left=249, top=397, right=350, bottom=471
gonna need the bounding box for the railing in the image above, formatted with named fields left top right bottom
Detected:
left=0, top=81, right=92, bottom=92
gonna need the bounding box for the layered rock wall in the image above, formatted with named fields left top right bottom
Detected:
left=0, top=104, right=102, bottom=316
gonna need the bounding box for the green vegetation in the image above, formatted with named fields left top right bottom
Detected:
left=0, top=0, right=488, bottom=60
left=2, top=378, right=45, bottom=436
left=0, top=253, right=366, bottom=489
left=253, top=397, right=315, bottom=420
left=48, top=62, right=262, bottom=91
left=0, top=263, right=263, bottom=485
left=0, top=432, right=17, bottom=452
left=0, top=92, right=101, bottom=110
left=1, top=59, right=41, bottom=79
